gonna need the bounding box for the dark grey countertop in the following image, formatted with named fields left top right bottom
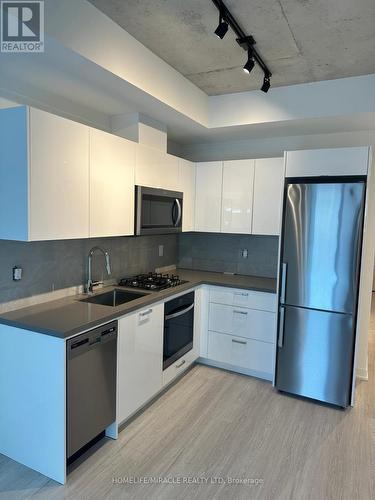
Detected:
left=0, top=269, right=276, bottom=339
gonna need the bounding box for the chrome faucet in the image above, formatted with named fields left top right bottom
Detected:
left=86, top=246, right=111, bottom=294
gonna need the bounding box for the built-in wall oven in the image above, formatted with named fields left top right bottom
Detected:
left=163, top=292, right=194, bottom=370
left=135, top=186, right=183, bottom=235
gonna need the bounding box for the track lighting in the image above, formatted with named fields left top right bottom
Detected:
left=243, top=49, right=255, bottom=74
left=214, top=9, right=228, bottom=39
left=215, top=20, right=229, bottom=39
left=211, top=0, right=272, bottom=94
left=261, top=74, right=271, bottom=93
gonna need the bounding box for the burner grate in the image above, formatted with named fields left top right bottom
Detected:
left=118, top=272, right=186, bottom=291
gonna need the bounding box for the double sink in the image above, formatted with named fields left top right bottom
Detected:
left=80, top=289, right=147, bottom=307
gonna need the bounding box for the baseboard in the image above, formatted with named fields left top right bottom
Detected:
left=356, top=367, right=368, bottom=381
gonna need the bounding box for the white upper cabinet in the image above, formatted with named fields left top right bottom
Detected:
left=252, top=158, right=285, bottom=236
left=221, top=160, right=255, bottom=234
left=135, top=144, right=179, bottom=191
left=0, top=106, right=90, bottom=241
left=89, top=129, right=135, bottom=237
left=179, top=159, right=196, bottom=232
left=195, top=161, right=223, bottom=232
left=285, top=147, right=370, bottom=177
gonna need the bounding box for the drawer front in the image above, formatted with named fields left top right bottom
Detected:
left=162, top=349, right=197, bottom=386
left=209, top=303, right=276, bottom=343
left=209, top=287, right=277, bottom=312
left=208, top=331, right=274, bottom=374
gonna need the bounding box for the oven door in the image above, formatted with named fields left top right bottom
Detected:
left=135, top=186, right=183, bottom=235
left=163, top=292, right=194, bottom=370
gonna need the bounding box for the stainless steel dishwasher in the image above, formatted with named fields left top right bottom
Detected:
left=66, top=321, right=117, bottom=460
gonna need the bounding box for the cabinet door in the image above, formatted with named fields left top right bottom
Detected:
left=29, top=108, right=89, bottom=240
left=118, top=304, right=164, bottom=424
left=252, top=158, right=284, bottom=235
left=179, top=159, right=196, bottom=232
left=195, top=161, right=222, bottom=232
left=221, top=160, right=254, bottom=234
left=285, top=148, right=369, bottom=177
left=136, top=144, right=179, bottom=190
left=90, top=129, right=135, bottom=237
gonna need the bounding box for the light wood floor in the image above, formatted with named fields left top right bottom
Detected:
left=2, top=300, right=375, bottom=500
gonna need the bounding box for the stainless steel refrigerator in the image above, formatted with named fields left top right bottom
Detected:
left=275, top=177, right=366, bottom=407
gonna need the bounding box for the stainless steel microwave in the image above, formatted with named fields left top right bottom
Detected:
left=135, top=186, right=183, bottom=235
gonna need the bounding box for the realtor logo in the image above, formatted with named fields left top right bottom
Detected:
left=1, top=1, right=44, bottom=52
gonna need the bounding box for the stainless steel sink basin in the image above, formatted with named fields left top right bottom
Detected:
left=80, top=289, right=147, bottom=307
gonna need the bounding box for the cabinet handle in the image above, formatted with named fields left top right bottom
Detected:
left=139, top=308, right=152, bottom=317
left=233, top=310, right=247, bottom=315
left=176, top=359, right=186, bottom=368
left=232, top=339, right=247, bottom=345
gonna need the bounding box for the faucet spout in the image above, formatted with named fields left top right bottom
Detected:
left=86, top=246, right=111, bottom=294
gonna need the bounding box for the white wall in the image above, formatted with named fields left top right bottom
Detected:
left=209, top=74, right=375, bottom=128
left=176, top=129, right=375, bottom=162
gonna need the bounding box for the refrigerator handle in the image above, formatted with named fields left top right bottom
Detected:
left=278, top=306, right=285, bottom=348
left=280, top=262, right=287, bottom=304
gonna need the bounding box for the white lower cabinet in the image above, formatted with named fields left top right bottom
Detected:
left=209, top=303, right=276, bottom=344
left=162, top=348, right=197, bottom=387
left=202, top=286, right=277, bottom=380
left=209, top=287, right=277, bottom=312
left=207, top=331, right=275, bottom=376
left=117, top=285, right=276, bottom=426
left=118, top=304, right=164, bottom=424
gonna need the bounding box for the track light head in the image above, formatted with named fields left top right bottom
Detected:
left=261, top=74, right=271, bottom=93
left=243, top=49, right=255, bottom=74
left=215, top=19, right=229, bottom=39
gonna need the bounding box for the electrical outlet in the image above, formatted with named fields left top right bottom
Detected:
left=13, top=266, right=22, bottom=281
left=158, top=245, right=164, bottom=257
left=241, top=249, right=248, bottom=259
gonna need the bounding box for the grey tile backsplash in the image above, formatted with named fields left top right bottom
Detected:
left=0, top=232, right=278, bottom=304
left=178, top=233, right=279, bottom=278
left=0, top=235, right=178, bottom=303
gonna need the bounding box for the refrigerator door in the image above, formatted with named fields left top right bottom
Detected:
left=282, top=181, right=365, bottom=314
left=276, top=305, right=354, bottom=406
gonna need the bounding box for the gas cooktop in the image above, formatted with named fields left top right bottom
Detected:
left=118, top=272, right=187, bottom=291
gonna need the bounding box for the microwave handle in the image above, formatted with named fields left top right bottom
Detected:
left=173, top=199, right=182, bottom=227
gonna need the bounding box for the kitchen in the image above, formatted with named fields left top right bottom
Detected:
left=1, top=1, right=375, bottom=499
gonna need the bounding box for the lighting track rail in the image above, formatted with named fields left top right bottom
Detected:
left=211, top=0, right=272, bottom=92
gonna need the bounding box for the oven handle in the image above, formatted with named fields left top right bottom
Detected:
left=165, top=302, right=194, bottom=321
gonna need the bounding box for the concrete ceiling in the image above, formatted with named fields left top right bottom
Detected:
left=87, top=0, right=375, bottom=95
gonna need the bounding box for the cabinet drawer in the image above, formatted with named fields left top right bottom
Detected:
left=207, top=331, right=274, bottom=374
left=209, top=287, right=277, bottom=312
left=162, top=349, right=197, bottom=387
left=209, top=303, right=276, bottom=343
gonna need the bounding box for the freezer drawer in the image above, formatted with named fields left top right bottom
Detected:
left=275, top=306, right=355, bottom=407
